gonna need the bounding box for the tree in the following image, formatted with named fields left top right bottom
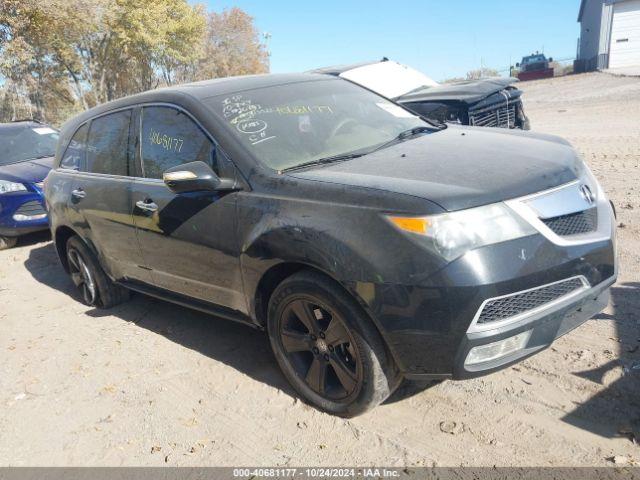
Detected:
left=0, top=0, right=78, bottom=122
left=465, top=67, right=500, bottom=80
left=196, top=8, right=269, bottom=80
left=52, top=0, right=206, bottom=104
left=106, top=0, right=207, bottom=92
left=442, top=76, right=466, bottom=84
left=0, top=1, right=269, bottom=124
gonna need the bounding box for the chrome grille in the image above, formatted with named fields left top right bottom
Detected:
left=469, top=101, right=518, bottom=128
left=542, top=208, right=598, bottom=236
left=15, top=200, right=46, bottom=217
left=476, top=277, right=587, bottom=325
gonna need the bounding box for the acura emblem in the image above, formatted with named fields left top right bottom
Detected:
left=580, top=184, right=595, bottom=205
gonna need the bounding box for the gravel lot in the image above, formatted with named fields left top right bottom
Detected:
left=0, top=72, right=638, bottom=467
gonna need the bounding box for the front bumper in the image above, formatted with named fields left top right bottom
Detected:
left=452, top=273, right=614, bottom=378
left=0, top=190, right=49, bottom=237
left=387, top=232, right=616, bottom=380
left=371, top=202, right=616, bottom=381
left=370, top=175, right=617, bottom=379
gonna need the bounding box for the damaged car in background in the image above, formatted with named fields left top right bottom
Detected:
left=311, top=58, right=530, bottom=129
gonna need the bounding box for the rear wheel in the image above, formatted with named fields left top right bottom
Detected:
left=66, top=236, right=130, bottom=308
left=0, top=236, right=18, bottom=250
left=267, top=270, right=399, bottom=417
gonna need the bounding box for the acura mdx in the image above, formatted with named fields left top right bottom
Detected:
left=45, top=74, right=617, bottom=417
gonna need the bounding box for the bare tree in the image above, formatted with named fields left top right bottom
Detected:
left=466, top=67, right=500, bottom=80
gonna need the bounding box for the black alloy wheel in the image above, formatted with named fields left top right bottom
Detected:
left=268, top=270, right=399, bottom=417
left=68, top=246, right=97, bottom=305
left=64, top=236, right=130, bottom=309
left=279, top=296, right=363, bottom=401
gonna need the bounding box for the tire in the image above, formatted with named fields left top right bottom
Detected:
left=0, top=236, right=18, bottom=250
left=66, top=236, right=130, bottom=308
left=267, top=270, right=399, bottom=417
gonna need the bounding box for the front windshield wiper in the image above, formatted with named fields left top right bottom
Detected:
left=280, top=126, right=434, bottom=173
left=280, top=152, right=365, bottom=173
left=366, top=126, right=433, bottom=156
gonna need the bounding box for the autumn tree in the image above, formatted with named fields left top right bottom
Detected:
left=104, top=0, right=207, bottom=94
left=1, top=0, right=270, bottom=124
left=46, top=0, right=207, bottom=105
left=195, top=7, right=269, bottom=80
left=0, top=0, right=78, bottom=122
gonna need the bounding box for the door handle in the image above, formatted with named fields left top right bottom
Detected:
left=135, top=199, right=158, bottom=214
left=71, top=188, right=86, bottom=200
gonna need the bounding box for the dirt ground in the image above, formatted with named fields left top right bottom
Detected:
left=0, top=72, right=638, bottom=467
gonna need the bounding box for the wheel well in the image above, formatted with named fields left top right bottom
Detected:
left=254, top=262, right=401, bottom=376
left=54, top=226, right=77, bottom=273
left=254, top=262, right=377, bottom=330
left=254, top=262, right=308, bottom=327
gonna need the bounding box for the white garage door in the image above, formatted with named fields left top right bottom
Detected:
left=609, top=0, right=640, bottom=68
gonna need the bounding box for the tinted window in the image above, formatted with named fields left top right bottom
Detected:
left=60, top=123, right=88, bottom=170
left=86, top=110, right=131, bottom=175
left=141, top=106, right=216, bottom=179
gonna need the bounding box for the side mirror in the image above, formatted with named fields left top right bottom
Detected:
left=549, top=57, right=554, bottom=62
left=163, top=161, right=237, bottom=194
left=516, top=62, right=520, bottom=67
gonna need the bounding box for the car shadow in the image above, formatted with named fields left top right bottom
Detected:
left=16, top=230, right=51, bottom=248
left=23, top=242, right=295, bottom=398
left=22, top=236, right=78, bottom=297
left=24, top=242, right=446, bottom=407
left=561, top=282, right=640, bottom=443
left=23, top=243, right=640, bottom=419
left=384, top=379, right=442, bottom=405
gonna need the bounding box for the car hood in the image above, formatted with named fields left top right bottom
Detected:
left=287, top=126, right=582, bottom=212
left=396, top=77, right=519, bottom=105
left=0, top=157, right=54, bottom=184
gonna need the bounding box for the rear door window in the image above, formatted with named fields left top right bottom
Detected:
left=60, top=123, right=88, bottom=171
left=85, top=110, right=132, bottom=176
left=140, top=106, right=216, bottom=179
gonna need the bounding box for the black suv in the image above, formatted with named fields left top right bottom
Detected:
left=45, top=73, right=617, bottom=417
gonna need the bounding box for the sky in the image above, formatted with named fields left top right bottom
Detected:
left=207, top=0, right=582, bottom=81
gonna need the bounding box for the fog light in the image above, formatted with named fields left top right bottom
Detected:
left=465, top=330, right=532, bottom=366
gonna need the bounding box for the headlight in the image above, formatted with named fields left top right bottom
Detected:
left=387, top=203, right=537, bottom=261
left=416, top=102, right=462, bottom=124
left=579, top=160, right=605, bottom=200
left=0, top=180, right=27, bottom=194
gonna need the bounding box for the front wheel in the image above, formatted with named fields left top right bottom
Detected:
left=267, top=270, right=399, bottom=417
left=0, top=236, right=18, bottom=250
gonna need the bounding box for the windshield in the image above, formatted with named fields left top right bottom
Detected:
left=206, top=79, right=431, bottom=171
left=0, top=124, right=59, bottom=166
left=523, top=55, right=545, bottom=64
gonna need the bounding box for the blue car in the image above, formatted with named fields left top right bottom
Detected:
left=0, top=121, right=58, bottom=249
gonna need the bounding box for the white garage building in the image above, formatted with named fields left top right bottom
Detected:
left=577, top=0, right=640, bottom=71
